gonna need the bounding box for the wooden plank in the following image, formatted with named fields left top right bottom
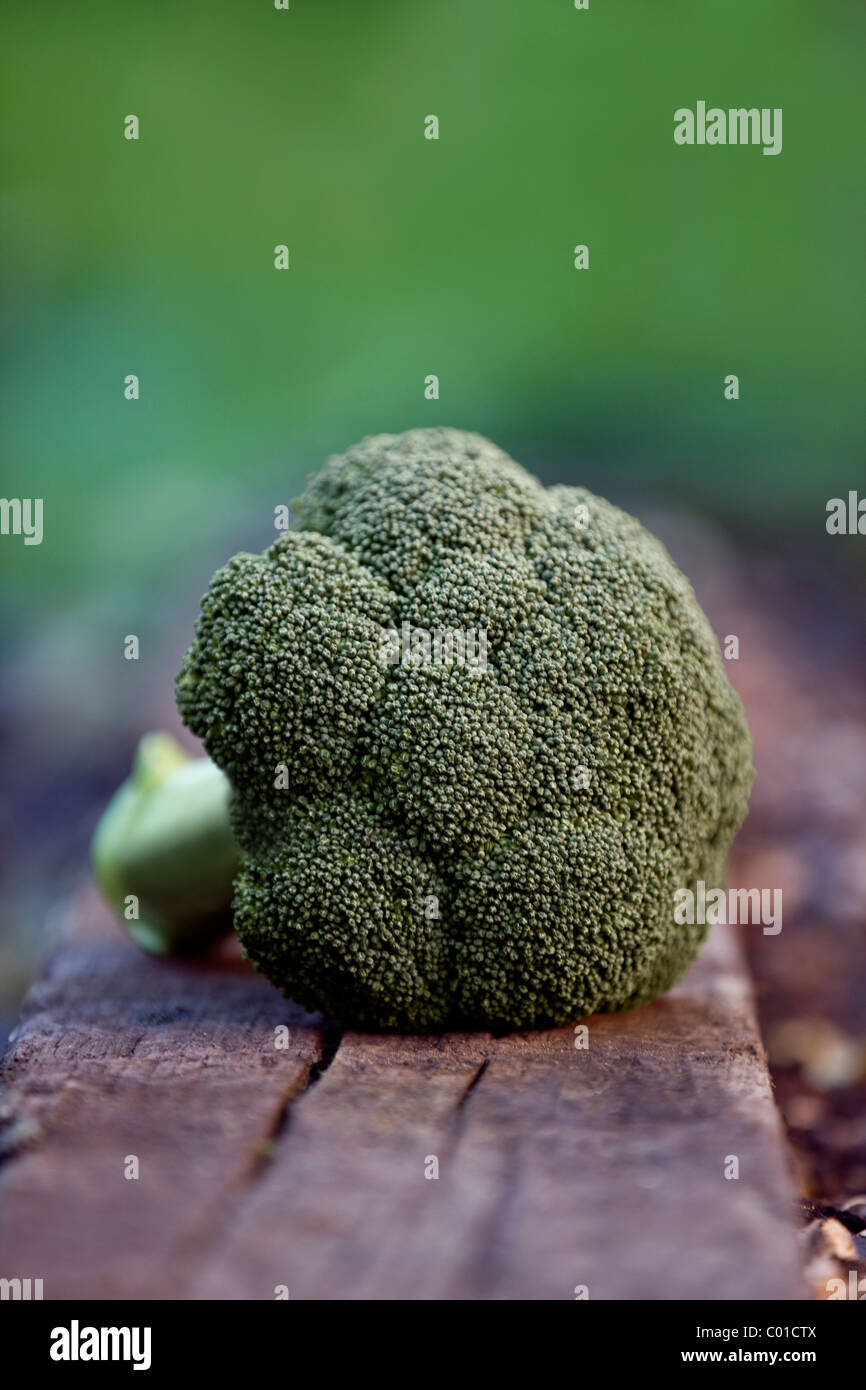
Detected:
left=192, top=923, right=803, bottom=1301
left=0, top=889, right=322, bottom=1300
left=0, top=891, right=803, bottom=1300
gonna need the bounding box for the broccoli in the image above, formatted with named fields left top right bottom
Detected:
left=175, top=427, right=754, bottom=1031
left=92, top=732, right=238, bottom=954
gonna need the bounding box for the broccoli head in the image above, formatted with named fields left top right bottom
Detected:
left=176, top=428, right=753, bottom=1031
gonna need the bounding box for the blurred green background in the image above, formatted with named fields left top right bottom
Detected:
left=1, top=1, right=864, bottom=1029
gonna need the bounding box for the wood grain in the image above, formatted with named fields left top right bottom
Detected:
left=0, top=889, right=803, bottom=1300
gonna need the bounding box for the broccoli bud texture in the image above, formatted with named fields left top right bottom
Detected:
left=176, top=428, right=754, bottom=1031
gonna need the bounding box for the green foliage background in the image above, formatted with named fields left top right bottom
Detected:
left=3, top=0, right=864, bottom=623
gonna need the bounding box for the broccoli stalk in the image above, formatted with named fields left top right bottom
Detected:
left=91, top=732, right=238, bottom=954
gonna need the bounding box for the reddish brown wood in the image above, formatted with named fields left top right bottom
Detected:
left=0, top=889, right=322, bottom=1300
left=0, top=889, right=803, bottom=1300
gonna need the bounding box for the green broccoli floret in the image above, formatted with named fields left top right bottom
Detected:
left=176, top=428, right=753, bottom=1031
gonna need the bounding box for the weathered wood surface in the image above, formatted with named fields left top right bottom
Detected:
left=0, top=889, right=803, bottom=1300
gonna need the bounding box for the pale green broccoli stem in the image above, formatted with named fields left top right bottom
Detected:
left=91, top=732, right=238, bottom=954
